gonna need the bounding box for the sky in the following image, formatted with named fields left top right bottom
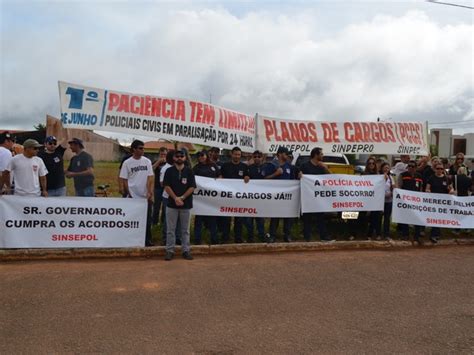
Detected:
left=1, top=0, right=473, bottom=143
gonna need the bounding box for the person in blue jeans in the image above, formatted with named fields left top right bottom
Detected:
left=65, top=138, right=95, bottom=197
left=263, top=146, right=297, bottom=243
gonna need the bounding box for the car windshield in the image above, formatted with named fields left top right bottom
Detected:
left=295, top=155, right=346, bottom=167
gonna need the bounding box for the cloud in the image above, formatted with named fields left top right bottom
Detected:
left=1, top=4, right=472, bottom=135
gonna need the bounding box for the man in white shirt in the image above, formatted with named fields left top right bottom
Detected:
left=3, top=139, right=48, bottom=197
left=0, top=131, right=15, bottom=193
left=119, top=140, right=154, bottom=246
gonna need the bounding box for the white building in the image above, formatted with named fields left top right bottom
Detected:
left=430, top=128, right=474, bottom=158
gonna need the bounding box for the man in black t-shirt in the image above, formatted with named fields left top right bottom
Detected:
left=398, top=161, right=424, bottom=242
left=247, top=150, right=266, bottom=242
left=163, top=149, right=196, bottom=261
left=38, top=136, right=67, bottom=196
left=219, top=146, right=253, bottom=243
left=299, top=147, right=334, bottom=242
left=65, top=138, right=95, bottom=197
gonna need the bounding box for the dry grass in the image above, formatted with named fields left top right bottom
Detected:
left=65, top=161, right=121, bottom=197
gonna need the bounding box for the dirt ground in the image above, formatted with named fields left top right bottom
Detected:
left=1, top=247, right=473, bottom=353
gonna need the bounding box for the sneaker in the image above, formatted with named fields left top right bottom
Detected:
left=264, top=233, right=272, bottom=243
left=145, top=241, right=155, bottom=247
left=322, top=238, right=336, bottom=243
left=348, top=236, right=355, bottom=241
left=376, top=236, right=382, bottom=241
left=165, top=252, right=174, bottom=261
left=182, top=252, right=194, bottom=260
left=283, top=236, right=292, bottom=243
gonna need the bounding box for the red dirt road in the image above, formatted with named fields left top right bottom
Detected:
left=1, top=247, right=473, bottom=353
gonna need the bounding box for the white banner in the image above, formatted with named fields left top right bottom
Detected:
left=59, top=81, right=256, bottom=152
left=301, top=174, right=385, bottom=213
left=193, top=176, right=300, bottom=218
left=257, top=114, right=429, bottom=155
left=0, top=196, right=147, bottom=248
left=392, top=188, right=474, bottom=229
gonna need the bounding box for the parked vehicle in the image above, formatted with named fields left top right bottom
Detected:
left=292, top=153, right=355, bottom=174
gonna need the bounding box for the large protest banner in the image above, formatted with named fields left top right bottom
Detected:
left=392, top=189, right=474, bottom=229
left=301, top=174, right=385, bottom=213
left=58, top=81, right=256, bottom=152
left=193, top=177, right=300, bottom=217
left=0, top=196, right=147, bottom=248
left=257, top=114, right=429, bottom=155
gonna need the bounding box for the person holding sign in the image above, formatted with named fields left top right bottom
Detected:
left=299, top=147, right=334, bottom=242
left=363, top=158, right=382, bottom=240
left=163, top=149, right=196, bottom=261
left=425, top=162, right=454, bottom=244
left=193, top=150, right=219, bottom=245
left=263, top=146, right=297, bottom=243
left=248, top=150, right=268, bottom=243
left=380, top=162, right=394, bottom=240
left=3, top=139, right=48, bottom=197
left=398, top=160, right=424, bottom=243
left=119, top=140, right=154, bottom=247
left=0, top=132, right=14, bottom=193
left=219, top=147, right=252, bottom=243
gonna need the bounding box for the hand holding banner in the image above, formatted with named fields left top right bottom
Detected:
left=0, top=196, right=147, bottom=248
left=192, top=176, right=300, bottom=218
left=392, top=188, right=474, bottom=228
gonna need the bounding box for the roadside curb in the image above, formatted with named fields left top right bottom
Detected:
left=1, top=238, right=473, bottom=262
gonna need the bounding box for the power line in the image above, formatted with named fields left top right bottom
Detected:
left=426, top=0, right=474, bottom=9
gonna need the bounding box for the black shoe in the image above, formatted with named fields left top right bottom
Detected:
left=182, top=252, right=194, bottom=260
left=284, top=236, right=292, bottom=243
left=429, top=237, right=438, bottom=244
left=247, top=238, right=254, bottom=243
left=145, top=241, right=154, bottom=247
left=165, top=252, right=174, bottom=261
left=235, top=238, right=243, bottom=244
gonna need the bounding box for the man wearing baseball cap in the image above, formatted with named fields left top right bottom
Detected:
left=66, top=138, right=95, bottom=196
left=0, top=131, right=15, bottom=192
left=38, top=136, right=67, bottom=196
left=3, top=139, right=48, bottom=196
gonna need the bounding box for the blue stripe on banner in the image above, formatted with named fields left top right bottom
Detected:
left=100, top=90, right=108, bottom=126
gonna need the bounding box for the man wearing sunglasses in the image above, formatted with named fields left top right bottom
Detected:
left=38, top=136, right=67, bottom=196
left=163, top=149, right=196, bottom=260
left=120, top=140, right=155, bottom=247
left=3, top=139, right=48, bottom=197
